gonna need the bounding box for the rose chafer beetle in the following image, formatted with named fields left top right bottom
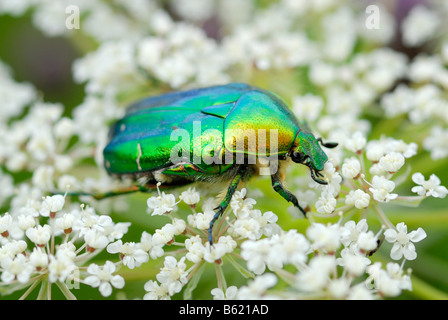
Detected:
left=94, top=83, right=337, bottom=243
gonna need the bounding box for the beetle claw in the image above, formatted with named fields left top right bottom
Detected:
left=310, top=168, right=327, bottom=185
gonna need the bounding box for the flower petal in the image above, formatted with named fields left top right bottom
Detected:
left=409, top=228, right=427, bottom=242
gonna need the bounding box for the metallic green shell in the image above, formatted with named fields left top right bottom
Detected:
left=103, top=83, right=302, bottom=177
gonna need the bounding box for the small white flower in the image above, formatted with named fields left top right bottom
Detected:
left=357, top=231, right=379, bottom=252
left=328, top=278, right=351, bottom=299
left=345, top=189, right=370, bottom=209
left=340, top=219, right=369, bottom=247
left=143, top=280, right=171, bottom=300
left=216, top=235, right=237, bottom=253
left=341, top=157, right=361, bottom=179
left=276, top=230, right=310, bottom=267
left=367, top=262, right=412, bottom=297
left=292, top=94, right=324, bottom=122
left=55, top=213, right=75, bottom=234
left=347, top=283, right=375, bottom=300
left=295, top=189, right=317, bottom=212
left=203, top=235, right=236, bottom=263
left=411, top=172, right=448, bottom=198
left=211, top=286, right=239, bottom=300
left=39, top=194, right=65, bottom=217
left=366, top=137, right=417, bottom=162
left=152, top=223, right=177, bottom=246
left=156, top=256, right=188, bottom=296
left=385, top=262, right=412, bottom=291
left=337, top=248, right=371, bottom=277
left=147, top=191, right=178, bottom=216
left=384, top=222, right=426, bottom=260
left=423, top=126, right=448, bottom=160
left=103, top=221, right=131, bottom=242
left=185, top=235, right=206, bottom=263
left=84, top=229, right=109, bottom=251
left=312, top=162, right=342, bottom=194
left=345, top=131, right=366, bottom=154
left=240, top=239, right=272, bottom=275
left=5, top=240, right=27, bottom=256
left=139, top=231, right=164, bottom=260
left=0, top=213, right=13, bottom=237
left=203, top=242, right=228, bottom=263
left=107, top=240, right=149, bottom=269
left=26, top=224, right=52, bottom=247
left=29, top=247, right=49, bottom=270
left=295, top=255, right=335, bottom=292
left=17, top=214, right=36, bottom=231
left=307, top=222, right=341, bottom=253
left=187, top=211, right=214, bottom=230
left=369, top=175, right=398, bottom=202
left=0, top=254, right=33, bottom=284
left=236, top=273, right=277, bottom=299
left=229, top=217, right=261, bottom=240
left=230, top=188, right=256, bottom=218
left=401, top=5, right=440, bottom=47
left=179, top=187, right=200, bottom=207
left=84, top=261, right=125, bottom=297
left=56, top=243, right=77, bottom=261
left=48, top=255, right=76, bottom=283
left=378, top=152, right=405, bottom=174
left=381, top=84, right=415, bottom=117
left=251, top=210, right=279, bottom=237
left=315, top=187, right=337, bottom=214
left=172, top=218, right=186, bottom=235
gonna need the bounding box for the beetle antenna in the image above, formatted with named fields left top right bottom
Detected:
left=317, top=137, right=338, bottom=149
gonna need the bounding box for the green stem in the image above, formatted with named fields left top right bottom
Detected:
left=215, top=263, right=226, bottom=291
left=372, top=204, right=394, bottom=229
left=37, top=279, right=48, bottom=300
left=274, top=268, right=296, bottom=286
left=226, top=254, right=255, bottom=279
left=19, top=278, right=42, bottom=300
left=56, top=281, right=77, bottom=300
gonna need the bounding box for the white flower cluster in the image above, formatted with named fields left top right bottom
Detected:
left=0, top=0, right=447, bottom=301
left=142, top=187, right=281, bottom=299
left=237, top=218, right=425, bottom=299
left=136, top=175, right=435, bottom=300
left=0, top=195, right=134, bottom=298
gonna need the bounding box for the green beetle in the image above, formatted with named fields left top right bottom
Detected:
left=99, top=83, right=336, bottom=243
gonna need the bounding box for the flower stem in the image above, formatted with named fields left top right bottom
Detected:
left=56, top=281, right=77, bottom=300
left=37, top=279, right=48, bottom=300
left=19, top=278, right=42, bottom=300
left=226, top=254, right=254, bottom=279
left=372, top=203, right=394, bottom=229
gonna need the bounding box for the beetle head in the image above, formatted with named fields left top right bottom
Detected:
left=291, top=131, right=338, bottom=185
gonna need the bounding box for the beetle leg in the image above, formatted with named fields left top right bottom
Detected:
left=161, top=162, right=201, bottom=178
left=208, top=165, right=248, bottom=244
left=61, top=184, right=153, bottom=200
left=271, top=172, right=307, bottom=217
